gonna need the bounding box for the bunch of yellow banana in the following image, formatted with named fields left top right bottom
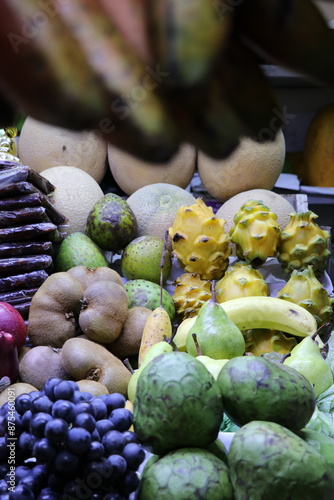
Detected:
left=1, top=0, right=333, bottom=162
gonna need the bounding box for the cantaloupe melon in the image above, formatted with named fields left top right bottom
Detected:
left=108, top=144, right=196, bottom=195
left=197, top=129, right=286, bottom=202
left=303, top=103, right=334, bottom=187
left=216, top=189, right=295, bottom=233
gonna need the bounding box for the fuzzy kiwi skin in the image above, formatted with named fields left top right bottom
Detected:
left=19, top=346, right=71, bottom=390
left=79, top=281, right=129, bottom=343
left=107, top=306, right=152, bottom=358
left=67, top=265, right=124, bottom=289
left=61, top=337, right=131, bottom=396
left=0, top=383, right=37, bottom=407
left=28, top=272, right=85, bottom=348
left=77, top=379, right=109, bottom=396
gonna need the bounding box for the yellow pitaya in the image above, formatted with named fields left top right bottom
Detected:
left=277, top=211, right=331, bottom=277
left=172, top=272, right=212, bottom=319
left=277, top=266, right=334, bottom=327
left=229, top=199, right=281, bottom=268
left=169, top=198, right=231, bottom=280
left=244, top=329, right=297, bottom=356
left=216, top=261, right=269, bottom=303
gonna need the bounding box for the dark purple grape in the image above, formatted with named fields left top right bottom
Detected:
left=43, top=379, right=62, bottom=401
left=83, top=458, right=113, bottom=487
left=122, top=430, right=139, bottom=445
left=37, top=487, right=62, bottom=500
left=91, top=428, right=101, bottom=441
left=31, top=464, right=48, bottom=489
left=0, top=402, right=9, bottom=417
left=76, top=401, right=97, bottom=417
left=18, top=431, right=36, bottom=456
left=103, top=491, right=126, bottom=500
left=0, top=436, right=6, bottom=461
left=102, top=430, right=125, bottom=455
left=22, top=410, right=33, bottom=431
left=90, top=397, right=108, bottom=420
left=53, top=381, right=75, bottom=401
left=8, top=483, right=34, bottom=499
left=19, top=474, right=41, bottom=496
left=0, top=478, right=8, bottom=493
left=54, top=449, right=79, bottom=474
left=4, top=412, right=23, bottom=437
left=121, top=442, right=146, bottom=470
left=51, top=400, right=77, bottom=423
left=31, top=396, right=53, bottom=414
left=67, top=427, right=92, bottom=454
left=67, top=380, right=80, bottom=392
left=29, top=391, right=42, bottom=402
left=72, top=391, right=92, bottom=404
left=104, top=393, right=126, bottom=412
left=33, top=438, right=57, bottom=463
left=44, top=418, right=68, bottom=444
left=90, top=494, right=103, bottom=500
left=0, top=415, right=6, bottom=437
left=108, top=408, right=133, bottom=432
left=118, top=469, right=140, bottom=495
left=30, top=412, right=53, bottom=438
left=106, top=454, right=127, bottom=478
left=0, top=463, right=8, bottom=480
left=15, top=394, right=31, bottom=415
left=96, top=419, right=114, bottom=439
left=8, top=465, right=30, bottom=485
left=86, top=441, right=105, bottom=461
left=47, top=472, right=68, bottom=493
left=74, top=412, right=96, bottom=433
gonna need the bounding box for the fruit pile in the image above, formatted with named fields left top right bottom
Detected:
left=0, top=378, right=146, bottom=499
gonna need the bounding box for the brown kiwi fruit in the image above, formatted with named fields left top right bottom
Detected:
left=19, top=346, right=71, bottom=390
left=107, top=306, right=152, bottom=358
left=77, top=379, right=109, bottom=396
left=18, top=346, right=31, bottom=362
left=0, top=383, right=37, bottom=407
left=28, top=272, right=85, bottom=348
left=79, top=281, right=129, bottom=343
left=61, top=337, right=131, bottom=396
left=67, top=265, right=124, bottom=289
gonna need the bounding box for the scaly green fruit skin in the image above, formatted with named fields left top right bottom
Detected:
left=278, top=211, right=331, bottom=276
left=54, top=232, right=108, bottom=272
left=133, top=351, right=224, bottom=455
left=86, top=193, right=138, bottom=252
left=217, top=355, right=316, bottom=432
left=229, top=199, right=281, bottom=267
left=216, top=261, right=269, bottom=302
left=228, top=420, right=334, bottom=500
left=186, top=297, right=245, bottom=360
left=283, top=335, right=334, bottom=398
left=124, top=279, right=175, bottom=321
left=169, top=198, right=231, bottom=280
left=277, top=266, right=334, bottom=326
left=138, top=447, right=233, bottom=500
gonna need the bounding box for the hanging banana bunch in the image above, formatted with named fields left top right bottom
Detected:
left=0, top=0, right=333, bottom=162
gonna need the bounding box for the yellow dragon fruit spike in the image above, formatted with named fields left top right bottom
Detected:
left=169, top=198, right=231, bottom=280
left=277, top=266, right=334, bottom=327
left=278, top=211, right=331, bottom=277
left=216, top=261, right=269, bottom=303
left=229, top=199, right=281, bottom=268
left=172, top=272, right=212, bottom=319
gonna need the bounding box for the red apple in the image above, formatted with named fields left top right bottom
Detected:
left=0, top=302, right=27, bottom=350
left=0, top=331, right=19, bottom=383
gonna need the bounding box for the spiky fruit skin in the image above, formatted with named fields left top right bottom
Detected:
left=138, top=448, right=234, bottom=500
left=277, top=211, right=331, bottom=277
left=216, top=261, right=269, bottom=303
left=172, top=272, right=212, bottom=319
left=169, top=198, right=231, bottom=280
left=244, top=329, right=297, bottom=356
left=277, top=266, right=334, bottom=327
left=133, top=351, right=223, bottom=455
left=229, top=199, right=281, bottom=268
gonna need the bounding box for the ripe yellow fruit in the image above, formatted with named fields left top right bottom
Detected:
left=303, top=103, right=334, bottom=187
left=126, top=183, right=196, bottom=240
left=216, top=189, right=295, bottom=233
left=18, top=116, right=108, bottom=183
left=197, top=129, right=285, bottom=202
left=108, top=143, right=196, bottom=195
left=41, top=166, right=104, bottom=234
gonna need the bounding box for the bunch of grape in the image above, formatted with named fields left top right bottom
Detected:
left=0, top=378, right=146, bottom=499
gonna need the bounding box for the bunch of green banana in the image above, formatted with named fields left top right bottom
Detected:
left=0, top=0, right=333, bottom=162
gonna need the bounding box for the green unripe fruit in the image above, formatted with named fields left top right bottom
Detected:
left=54, top=232, right=108, bottom=272
left=124, top=279, right=175, bottom=321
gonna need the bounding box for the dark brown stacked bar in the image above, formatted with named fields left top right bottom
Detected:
left=0, top=160, right=68, bottom=321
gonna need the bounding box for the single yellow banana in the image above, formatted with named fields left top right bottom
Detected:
left=147, top=0, right=232, bottom=87
left=178, top=296, right=321, bottom=347
left=138, top=307, right=172, bottom=366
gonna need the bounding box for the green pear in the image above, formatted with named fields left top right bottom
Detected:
left=127, top=341, right=173, bottom=403
left=283, top=334, right=334, bottom=398
left=197, top=355, right=229, bottom=380
left=186, top=282, right=245, bottom=360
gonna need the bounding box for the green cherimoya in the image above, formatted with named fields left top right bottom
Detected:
left=133, top=351, right=224, bottom=455
left=277, top=266, right=334, bottom=327
left=228, top=420, right=334, bottom=500
left=138, top=448, right=233, bottom=500
left=229, top=199, right=281, bottom=268
left=278, top=210, right=331, bottom=276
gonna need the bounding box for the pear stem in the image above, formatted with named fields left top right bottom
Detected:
left=192, top=333, right=203, bottom=356
left=211, top=280, right=217, bottom=304
left=123, top=358, right=134, bottom=374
